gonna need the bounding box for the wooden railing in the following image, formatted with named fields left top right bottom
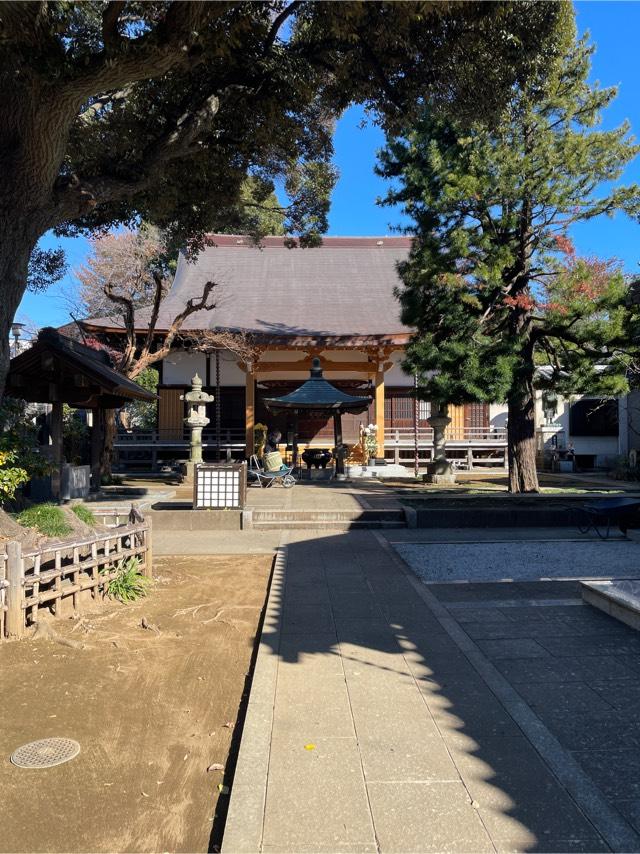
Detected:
left=115, top=428, right=246, bottom=446
left=384, top=426, right=507, bottom=444
left=116, top=426, right=507, bottom=447
left=1, top=520, right=152, bottom=641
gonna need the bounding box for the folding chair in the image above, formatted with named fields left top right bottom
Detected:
left=249, top=454, right=296, bottom=488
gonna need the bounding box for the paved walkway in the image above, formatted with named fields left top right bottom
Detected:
left=223, top=528, right=640, bottom=853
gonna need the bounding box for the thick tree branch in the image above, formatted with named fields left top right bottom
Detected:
left=102, top=1, right=126, bottom=51
left=55, top=92, right=222, bottom=221
left=264, top=2, right=301, bottom=55
left=0, top=2, right=54, bottom=49
left=78, top=88, right=130, bottom=124
left=62, top=3, right=224, bottom=101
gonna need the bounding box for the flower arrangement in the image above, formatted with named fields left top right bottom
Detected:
left=361, top=423, right=378, bottom=462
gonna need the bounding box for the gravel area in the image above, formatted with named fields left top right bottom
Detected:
left=394, top=538, right=640, bottom=583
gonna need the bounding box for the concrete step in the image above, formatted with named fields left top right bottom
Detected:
left=251, top=509, right=405, bottom=523
left=249, top=508, right=407, bottom=530
left=252, top=520, right=407, bottom=531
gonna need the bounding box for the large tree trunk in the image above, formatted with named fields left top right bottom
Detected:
left=0, top=229, right=39, bottom=397
left=507, top=379, right=539, bottom=493
left=0, top=80, right=88, bottom=399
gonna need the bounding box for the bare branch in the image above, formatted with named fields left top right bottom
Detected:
left=140, top=270, right=166, bottom=361
left=129, top=279, right=218, bottom=377
left=188, top=328, right=257, bottom=364
left=102, top=281, right=136, bottom=371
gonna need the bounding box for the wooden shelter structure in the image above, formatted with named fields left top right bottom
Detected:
left=263, top=357, right=371, bottom=474
left=5, top=328, right=156, bottom=497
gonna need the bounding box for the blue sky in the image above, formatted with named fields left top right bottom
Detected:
left=18, top=1, right=640, bottom=330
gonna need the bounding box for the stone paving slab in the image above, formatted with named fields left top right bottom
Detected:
left=262, top=735, right=377, bottom=850
left=154, top=529, right=281, bottom=555
left=366, top=781, right=494, bottom=853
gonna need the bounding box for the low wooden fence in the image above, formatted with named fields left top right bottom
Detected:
left=0, top=518, right=152, bottom=641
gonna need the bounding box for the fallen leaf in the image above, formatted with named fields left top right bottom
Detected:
left=304, top=743, right=316, bottom=751
left=223, top=721, right=234, bottom=729
left=207, top=763, right=225, bottom=772
left=217, top=784, right=230, bottom=794
left=141, top=791, right=149, bottom=798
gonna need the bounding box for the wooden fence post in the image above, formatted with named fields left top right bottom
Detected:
left=6, top=541, right=24, bottom=639
left=144, top=517, right=153, bottom=578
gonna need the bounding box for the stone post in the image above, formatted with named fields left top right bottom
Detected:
left=424, top=405, right=456, bottom=484
left=181, top=373, right=214, bottom=481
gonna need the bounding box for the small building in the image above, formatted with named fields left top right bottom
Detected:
left=81, top=235, right=627, bottom=473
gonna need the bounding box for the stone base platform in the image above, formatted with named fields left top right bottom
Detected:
left=582, top=579, right=640, bottom=630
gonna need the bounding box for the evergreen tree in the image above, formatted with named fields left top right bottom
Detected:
left=378, top=33, right=640, bottom=492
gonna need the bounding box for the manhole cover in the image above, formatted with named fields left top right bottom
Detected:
left=10, top=738, right=80, bottom=769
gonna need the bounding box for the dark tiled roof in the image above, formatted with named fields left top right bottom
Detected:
left=84, top=235, right=413, bottom=342
left=6, top=328, right=156, bottom=405
left=263, top=358, right=371, bottom=413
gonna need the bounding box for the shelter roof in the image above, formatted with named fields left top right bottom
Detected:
left=263, top=358, right=371, bottom=414
left=5, top=328, right=157, bottom=408
left=82, top=235, right=413, bottom=345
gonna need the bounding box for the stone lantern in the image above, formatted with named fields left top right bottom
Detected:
left=424, top=404, right=456, bottom=484
left=181, top=373, right=214, bottom=479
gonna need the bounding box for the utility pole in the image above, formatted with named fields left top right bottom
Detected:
left=413, top=372, right=420, bottom=478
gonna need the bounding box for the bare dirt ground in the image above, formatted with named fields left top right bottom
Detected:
left=0, top=553, right=272, bottom=853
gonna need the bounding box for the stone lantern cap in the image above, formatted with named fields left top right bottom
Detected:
left=181, top=373, right=214, bottom=405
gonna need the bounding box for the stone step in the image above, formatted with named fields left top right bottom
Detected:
left=582, top=580, right=640, bottom=631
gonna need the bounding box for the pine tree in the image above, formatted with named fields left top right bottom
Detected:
left=378, top=33, right=640, bottom=492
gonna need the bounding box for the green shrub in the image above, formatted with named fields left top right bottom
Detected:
left=101, top=473, right=124, bottom=486
left=0, top=400, right=52, bottom=506
left=254, top=423, right=268, bottom=457
left=17, top=503, right=73, bottom=538
left=63, top=405, right=89, bottom=465
left=71, top=504, right=97, bottom=526
left=124, top=368, right=159, bottom=429
left=103, top=556, right=150, bottom=602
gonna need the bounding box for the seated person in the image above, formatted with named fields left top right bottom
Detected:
left=264, top=430, right=282, bottom=455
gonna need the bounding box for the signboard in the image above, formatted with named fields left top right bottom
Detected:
left=61, top=465, right=91, bottom=500
left=194, top=463, right=247, bottom=509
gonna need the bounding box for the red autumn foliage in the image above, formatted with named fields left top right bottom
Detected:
left=503, top=293, right=537, bottom=310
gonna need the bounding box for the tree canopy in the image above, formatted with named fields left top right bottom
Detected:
left=0, top=0, right=571, bottom=398
left=378, top=31, right=640, bottom=492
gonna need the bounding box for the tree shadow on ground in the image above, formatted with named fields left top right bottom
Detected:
left=236, top=528, right=616, bottom=853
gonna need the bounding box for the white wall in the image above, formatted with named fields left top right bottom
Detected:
left=162, top=351, right=207, bottom=385
left=538, top=392, right=620, bottom=466
left=384, top=351, right=413, bottom=386
left=215, top=353, right=246, bottom=385
left=489, top=403, right=508, bottom=429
